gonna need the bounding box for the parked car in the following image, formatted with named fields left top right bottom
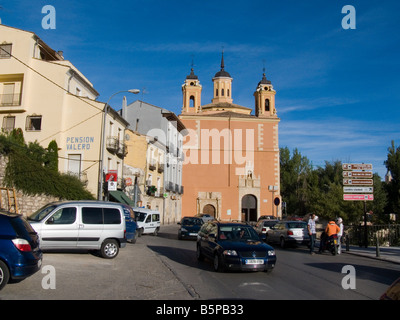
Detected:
left=196, top=221, right=276, bottom=272
left=266, top=220, right=310, bottom=248
left=28, top=201, right=133, bottom=259
left=178, top=217, right=204, bottom=240
left=196, top=213, right=215, bottom=222
left=132, top=208, right=161, bottom=236
left=254, top=219, right=279, bottom=241
left=257, top=215, right=276, bottom=222
left=0, top=210, right=43, bottom=290
left=122, top=205, right=138, bottom=243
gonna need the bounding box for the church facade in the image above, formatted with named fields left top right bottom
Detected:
left=179, top=54, right=281, bottom=221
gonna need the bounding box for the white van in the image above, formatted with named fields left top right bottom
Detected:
left=133, top=208, right=161, bottom=236
left=28, top=201, right=134, bottom=259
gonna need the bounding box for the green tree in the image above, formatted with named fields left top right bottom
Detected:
left=280, top=147, right=313, bottom=216
left=384, top=140, right=400, bottom=215
left=45, top=140, right=59, bottom=171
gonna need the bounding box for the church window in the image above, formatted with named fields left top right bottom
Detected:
left=190, top=96, right=195, bottom=108
left=227, top=89, right=230, bottom=97
left=265, top=99, right=270, bottom=112
left=221, top=89, right=224, bottom=96
left=216, top=89, right=218, bottom=96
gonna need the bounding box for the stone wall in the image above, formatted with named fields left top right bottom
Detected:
left=0, top=155, right=60, bottom=217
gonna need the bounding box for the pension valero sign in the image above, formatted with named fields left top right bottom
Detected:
left=342, top=163, right=374, bottom=201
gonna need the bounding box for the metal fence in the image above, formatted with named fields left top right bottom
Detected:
left=345, top=224, right=400, bottom=247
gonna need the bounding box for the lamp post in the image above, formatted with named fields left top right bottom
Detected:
left=98, top=89, right=140, bottom=200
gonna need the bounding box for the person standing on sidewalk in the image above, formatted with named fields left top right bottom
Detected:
left=337, top=217, right=344, bottom=254
left=308, top=214, right=318, bottom=255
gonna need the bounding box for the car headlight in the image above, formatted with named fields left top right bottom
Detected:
left=268, top=250, right=276, bottom=256
left=223, top=250, right=238, bottom=256
left=181, top=228, right=187, bottom=232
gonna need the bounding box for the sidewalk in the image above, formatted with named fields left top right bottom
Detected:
left=343, top=245, right=400, bottom=265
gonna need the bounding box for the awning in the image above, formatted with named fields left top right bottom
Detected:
left=109, top=190, right=135, bottom=206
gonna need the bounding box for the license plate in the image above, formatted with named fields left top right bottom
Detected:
left=245, top=259, right=264, bottom=265
left=334, top=240, right=337, bottom=244
left=189, top=233, right=198, bottom=236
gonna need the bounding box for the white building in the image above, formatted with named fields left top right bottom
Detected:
left=0, top=24, right=128, bottom=199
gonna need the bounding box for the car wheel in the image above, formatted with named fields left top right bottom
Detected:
left=138, top=228, right=143, bottom=237
left=0, top=260, right=10, bottom=291
left=130, top=232, right=138, bottom=244
left=153, top=227, right=159, bottom=236
left=213, top=253, right=225, bottom=272
left=196, top=244, right=204, bottom=261
left=100, top=239, right=119, bottom=259
left=280, top=237, right=286, bottom=248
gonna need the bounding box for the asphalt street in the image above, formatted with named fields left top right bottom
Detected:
left=1, top=223, right=399, bottom=300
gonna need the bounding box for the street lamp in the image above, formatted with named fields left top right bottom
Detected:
left=98, top=89, right=140, bottom=200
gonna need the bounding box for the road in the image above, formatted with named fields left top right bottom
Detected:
left=1, top=224, right=399, bottom=300
left=145, top=224, right=400, bottom=300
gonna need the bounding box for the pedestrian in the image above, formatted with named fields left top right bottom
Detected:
left=336, top=217, right=344, bottom=254
left=308, top=213, right=318, bottom=255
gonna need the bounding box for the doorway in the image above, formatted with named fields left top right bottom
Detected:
left=241, top=194, right=257, bottom=222
left=203, top=204, right=216, bottom=217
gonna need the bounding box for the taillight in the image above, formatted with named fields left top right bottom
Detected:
left=287, top=230, right=294, bottom=236
left=262, top=227, right=267, bottom=232
left=12, top=238, right=32, bottom=252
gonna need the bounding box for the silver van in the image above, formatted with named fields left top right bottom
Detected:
left=28, top=201, right=132, bottom=259
left=132, top=208, right=161, bottom=236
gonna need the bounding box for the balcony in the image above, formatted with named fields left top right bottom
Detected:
left=148, top=159, right=156, bottom=171
left=106, top=137, right=119, bottom=153
left=0, top=93, right=21, bottom=107
left=116, top=142, right=128, bottom=158
left=157, top=162, right=165, bottom=173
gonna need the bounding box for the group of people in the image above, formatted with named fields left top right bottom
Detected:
left=307, top=214, right=344, bottom=255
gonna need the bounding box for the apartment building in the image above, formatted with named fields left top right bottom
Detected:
left=120, top=100, right=186, bottom=223
left=0, top=24, right=128, bottom=199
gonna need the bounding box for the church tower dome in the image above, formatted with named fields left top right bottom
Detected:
left=254, top=68, right=277, bottom=117
left=212, top=51, right=233, bottom=104
left=182, top=64, right=202, bottom=114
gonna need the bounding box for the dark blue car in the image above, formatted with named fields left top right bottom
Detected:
left=122, top=205, right=138, bottom=243
left=0, top=210, right=42, bottom=290
left=196, top=221, right=276, bottom=272
left=178, top=217, right=204, bottom=240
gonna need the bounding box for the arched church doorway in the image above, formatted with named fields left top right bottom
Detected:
left=203, top=204, right=216, bottom=217
left=241, top=194, right=257, bottom=222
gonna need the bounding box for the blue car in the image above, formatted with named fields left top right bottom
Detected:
left=0, top=210, right=42, bottom=290
left=197, top=221, right=276, bottom=272
left=178, top=217, right=204, bottom=240
left=122, top=205, right=138, bottom=243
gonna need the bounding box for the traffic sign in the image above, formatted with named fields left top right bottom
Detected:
left=343, top=187, right=373, bottom=193
left=343, top=163, right=373, bottom=170
left=343, top=179, right=373, bottom=185
left=343, top=194, right=374, bottom=201
left=343, top=171, right=373, bottom=178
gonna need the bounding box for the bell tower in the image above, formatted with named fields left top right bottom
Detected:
left=212, top=51, right=233, bottom=104
left=254, top=69, right=276, bottom=117
left=182, top=66, right=202, bottom=114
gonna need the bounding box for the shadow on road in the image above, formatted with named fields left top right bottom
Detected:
left=305, top=262, right=399, bottom=286
left=147, top=245, right=212, bottom=271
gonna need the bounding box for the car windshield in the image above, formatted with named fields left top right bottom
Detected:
left=264, top=221, right=277, bottom=227
left=219, top=225, right=260, bottom=241
left=135, top=212, right=147, bottom=222
left=182, top=218, right=203, bottom=226
left=287, top=222, right=307, bottom=229
left=28, top=204, right=57, bottom=222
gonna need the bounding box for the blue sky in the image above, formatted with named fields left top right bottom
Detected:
left=1, top=0, right=400, bottom=178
